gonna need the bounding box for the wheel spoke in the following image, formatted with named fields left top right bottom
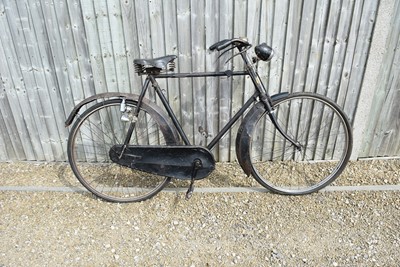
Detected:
left=250, top=93, right=352, bottom=194
left=68, top=100, right=178, bottom=202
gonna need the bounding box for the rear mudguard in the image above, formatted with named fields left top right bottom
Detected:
left=64, top=92, right=180, bottom=144
left=236, top=92, right=289, bottom=175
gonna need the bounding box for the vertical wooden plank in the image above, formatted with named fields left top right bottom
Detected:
left=218, top=0, right=233, bottom=161
left=280, top=0, right=303, bottom=94
left=312, top=0, right=342, bottom=156
left=0, top=1, right=40, bottom=160
left=269, top=0, right=289, bottom=95
left=162, top=0, right=181, bottom=121
left=353, top=0, right=395, bottom=159
left=337, top=0, right=364, bottom=114
left=243, top=0, right=262, bottom=99
left=120, top=0, right=142, bottom=94
left=258, top=0, right=275, bottom=85
left=0, top=83, right=20, bottom=160
left=134, top=0, right=152, bottom=59
left=148, top=0, right=167, bottom=103
left=107, top=0, right=130, bottom=93
left=0, top=4, right=28, bottom=160
left=0, top=107, right=11, bottom=161
left=191, top=0, right=207, bottom=146
left=292, top=0, right=316, bottom=93
left=343, top=0, right=379, bottom=123
left=148, top=0, right=165, bottom=57
left=39, top=0, right=84, bottom=160
left=231, top=0, right=248, bottom=159
left=375, top=71, right=400, bottom=156
left=176, top=0, right=193, bottom=143
left=80, top=0, right=108, bottom=94
left=17, top=0, right=69, bottom=161
left=7, top=0, right=58, bottom=161
left=374, top=17, right=400, bottom=156
left=40, top=0, right=76, bottom=115
left=27, top=0, right=71, bottom=160
left=257, top=0, right=275, bottom=161
left=267, top=0, right=289, bottom=159
left=363, top=0, right=400, bottom=157
left=314, top=0, right=341, bottom=96
left=135, top=0, right=157, bottom=103
left=93, top=0, right=118, bottom=93
left=67, top=0, right=96, bottom=98
left=303, top=0, right=330, bottom=94
left=205, top=0, right=219, bottom=156
left=52, top=0, right=84, bottom=102
left=6, top=0, right=51, bottom=160
left=324, top=0, right=357, bottom=160
left=147, top=0, right=167, bottom=145
left=326, top=0, right=355, bottom=101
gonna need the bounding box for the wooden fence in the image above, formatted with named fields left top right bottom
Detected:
left=0, top=0, right=397, bottom=162
left=359, top=0, right=400, bottom=158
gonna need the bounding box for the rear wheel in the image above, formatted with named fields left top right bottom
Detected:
left=67, top=99, right=179, bottom=202
left=249, top=93, right=352, bottom=194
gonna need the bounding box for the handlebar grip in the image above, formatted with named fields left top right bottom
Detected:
left=209, top=39, right=231, bottom=51
left=209, top=38, right=250, bottom=51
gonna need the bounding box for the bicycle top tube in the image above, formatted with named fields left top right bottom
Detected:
left=133, top=37, right=273, bottom=81
left=131, top=37, right=276, bottom=149
left=153, top=70, right=249, bottom=79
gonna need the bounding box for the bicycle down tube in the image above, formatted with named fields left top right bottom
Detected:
left=144, top=71, right=258, bottom=149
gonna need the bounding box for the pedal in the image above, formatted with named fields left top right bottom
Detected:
left=185, top=159, right=202, bottom=200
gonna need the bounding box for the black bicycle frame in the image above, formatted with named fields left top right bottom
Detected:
left=148, top=72, right=258, bottom=150
left=129, top=48, right=300, bottom=151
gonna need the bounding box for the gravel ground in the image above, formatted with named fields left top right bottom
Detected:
left=0, top=159, right=399, bottom=266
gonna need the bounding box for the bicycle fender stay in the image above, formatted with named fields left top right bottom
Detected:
left=64, top=92, right=180, bottom=143
left=235, top=92, right=289, bottom=176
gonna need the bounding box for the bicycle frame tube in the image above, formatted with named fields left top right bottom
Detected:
left=134, top=47, right=298, bottom=151
left=206, top=94, right=257, bottom=150
left=148, top=75, right=191, bottom=145
left=154, top=70, right=248, bottom=79
left=147, top=73, right=260, bottom=149
left=121, top=78, right=150, bottom=151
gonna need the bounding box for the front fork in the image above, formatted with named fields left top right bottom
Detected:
left=240, top=48, right=301, bottom=151
left=260, top=95, right=302, bottom=151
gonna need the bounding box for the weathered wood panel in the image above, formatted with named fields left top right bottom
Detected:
left=361, top=0, right=400, bottom=157
left=0, top=0, right=394, bottom=162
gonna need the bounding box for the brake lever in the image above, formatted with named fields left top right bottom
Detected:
left=218, top=45, right=252, bottom=65
left=217, top=46, right=236, bottom=61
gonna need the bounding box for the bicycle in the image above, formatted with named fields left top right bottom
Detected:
left=65, top=37, right=353, bottom=202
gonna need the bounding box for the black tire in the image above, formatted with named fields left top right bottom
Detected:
left=249, top=93, right=352, bottom=194
left=67, top=99, right=179, bottom=202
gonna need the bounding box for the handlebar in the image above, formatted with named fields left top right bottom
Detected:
left=209, top=37, right=251, bottom=51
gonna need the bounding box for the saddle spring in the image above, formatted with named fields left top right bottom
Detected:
left=134, top=61, right=176, bottom=75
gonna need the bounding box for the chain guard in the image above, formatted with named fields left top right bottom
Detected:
left=109, top=145, right=215, bottom=180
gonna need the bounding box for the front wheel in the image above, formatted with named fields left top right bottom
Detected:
left=249, top=93, right=353, bottom=194
left=67, top=98, right=179, bottom=202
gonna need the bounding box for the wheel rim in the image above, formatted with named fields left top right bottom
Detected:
left=250, top=94, right=352, bottom=194
left=69, top=100, right=175, bottom=202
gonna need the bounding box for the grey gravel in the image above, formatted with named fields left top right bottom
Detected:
left=0, top=159, right=399, bottom=266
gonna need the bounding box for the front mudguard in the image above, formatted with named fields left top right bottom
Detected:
left=236, top=92, right=288, bottom=175
left=65, top=92, right=180, bottom=144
